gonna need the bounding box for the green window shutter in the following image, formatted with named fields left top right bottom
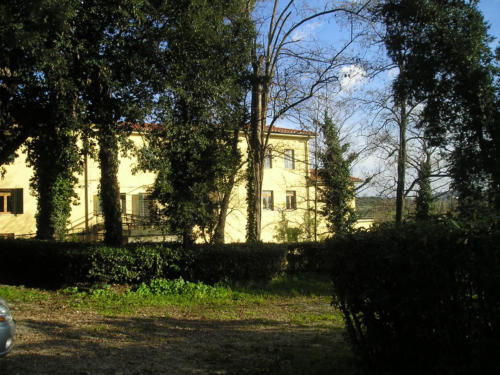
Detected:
left=139, top=193, right=144, bottom=217
left=12, top=189, right=23, bottom=214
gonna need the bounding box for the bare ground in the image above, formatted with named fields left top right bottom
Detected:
left=0, top=298, right=357, bottom=375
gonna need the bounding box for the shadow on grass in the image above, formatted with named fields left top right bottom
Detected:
left=1, top=314, right=362, bottom=375
left=233, top=274, right=334, bottom=298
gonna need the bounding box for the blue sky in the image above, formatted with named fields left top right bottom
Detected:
left=280, top=0, right=500, bottom=194
left=479, top=0, right=500, bottom=44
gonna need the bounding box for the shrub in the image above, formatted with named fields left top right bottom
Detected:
left=87, top=244, right=187, bottom=284
left=187, top=242, right=288, bottom=284
left=136, top=277, right=229, bottom=299
left=87, top=246, right=139, bottom=284
left=0, top=239, right=89, bottom=288
left=330, top=222, right=500, bottom=375
left=285, top=241, right=331, bottom=274
left=0, top=239, right=296, bottom=287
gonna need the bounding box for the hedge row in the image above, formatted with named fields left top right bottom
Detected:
left=0, top=239, right=329, bottom=288
left=329, top=222, right=500, bottom=375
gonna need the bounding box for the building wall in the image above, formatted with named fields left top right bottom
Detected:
left=1, top=130, right=370, bottom=241
left=0, top=149, right=37, bottom=237
left=225, top=133, right=313, bottom=243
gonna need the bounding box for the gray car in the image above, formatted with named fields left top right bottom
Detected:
left=0, top=297, right=15, bottom=357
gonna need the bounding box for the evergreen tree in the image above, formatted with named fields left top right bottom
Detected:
left=74, top=0, right=158, bottom=245
left=1, top=0, right=83, bottom=239
left=138, top=0, right=253, bottom=245
left=378, top=0, right=499, bottom=216
left=415, top=157, right=434, bottom=221
left=318, top=112, right=357, bottom=235
left=0, top=0, right=77, bottom=165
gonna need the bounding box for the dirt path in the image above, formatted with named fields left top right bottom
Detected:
left=0, top=300, right=354, bottom=375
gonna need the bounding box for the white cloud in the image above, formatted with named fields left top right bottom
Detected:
left=291, top=21, right=323, bottom=42
left=339, top=65, right=367, bottom=92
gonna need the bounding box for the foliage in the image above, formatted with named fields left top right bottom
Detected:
left=186, top=242, right=288, bottom=284
left=87, top=244, right=187, bottom=285
left=0, top=239, right=90, bottom=288
left=414, top=158, right=434, bottom=220
left=137, top=0, right=253, bottom=245
left=377, top=0, right=500, bottom=215
left=135, top=277, right=230, bottom=299
left=74, top=0, right=161, bottom=245
left=285, top=242, right=332, bottom=275
left=318, top=112, right=357, bottom=234
left=0, top=0, right=78, bottom=165
left=1, top=0, right=83, bottom=239
left=27, top=126, right=81, bottom=240
left=2, top=0, right=162, bottom=244
left=330, top=221, right=500, bottom=374
left=274, top=210, right=304, bottom=243
left=0, top=239, right=302, bottom=287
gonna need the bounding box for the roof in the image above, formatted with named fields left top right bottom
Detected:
left=309, top=169, right=363, bottom=184
left=264, top=126, right=316, bottom=137
left=127, top=123, right=316, bottom=137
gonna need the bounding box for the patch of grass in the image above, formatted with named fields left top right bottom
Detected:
left=236, top=273, right=334, bottom=297
left=2, top=275, right=360, bottom=374
left=0, top=285, right=50, bottom=303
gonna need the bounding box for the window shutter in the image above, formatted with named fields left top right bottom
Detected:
left=13, top=189, right=23, bottom=214
left=139, top=193, right=144, bottom=216
left=93, top=194, right=103, bottom=215
left=132, top=195, right=139, bottom=216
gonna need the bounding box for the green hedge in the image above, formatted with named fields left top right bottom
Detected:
left=0, top=239, right=90, bottom=288
left=330, top=222, right=500, bottom=375
left=186, top=242, right=288, bottom=284
left=285, top=241, right=331, bottom=274
left=0, top=238, right=335, bottom=289
left=0, top=240, right=312, bottom=287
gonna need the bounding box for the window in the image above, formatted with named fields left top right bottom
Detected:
left=0, top=192, right=11, bottom=213
left=262, top=190, right=274, bottom=210
left=120, top=193, right=127, bottom=214
left=93, top=193, right=127, bottom=215
left=286, top=191, right=297, bottom=210
left=0, top=189, right=23, bottom=214
left=132, top=193, right=151, bottom=217
left=284, top=149, right=295, bottom=169
left=264, top=150, right=272, bottom=168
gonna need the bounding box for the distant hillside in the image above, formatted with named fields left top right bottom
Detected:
left=356, top=195, right=456, bottom=223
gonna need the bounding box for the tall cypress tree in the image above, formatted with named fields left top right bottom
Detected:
left=318, top=112, right=357, bottom=235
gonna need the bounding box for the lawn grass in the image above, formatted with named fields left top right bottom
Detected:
left=0, top=274, right=362, bottom=375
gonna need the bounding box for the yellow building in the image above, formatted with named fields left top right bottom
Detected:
left=0, top=126, right=369, bottom=242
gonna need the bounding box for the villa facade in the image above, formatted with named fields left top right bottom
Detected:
left=0, top=126, right=371, bottom=242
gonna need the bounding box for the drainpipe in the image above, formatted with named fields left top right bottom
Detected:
left=84, top=151, right=89, bottom=236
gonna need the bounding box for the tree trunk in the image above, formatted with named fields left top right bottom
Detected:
left=395, top=97, right=408, bottom=225
left=98, top=125, right=123, bottom=245
left=213, top=129, right=240, bottom=244
left=36, top=182, right=55, bottom=239
left=247, top=70, right=267, bottom=242
left=213, top=180, right=232, bottom=244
